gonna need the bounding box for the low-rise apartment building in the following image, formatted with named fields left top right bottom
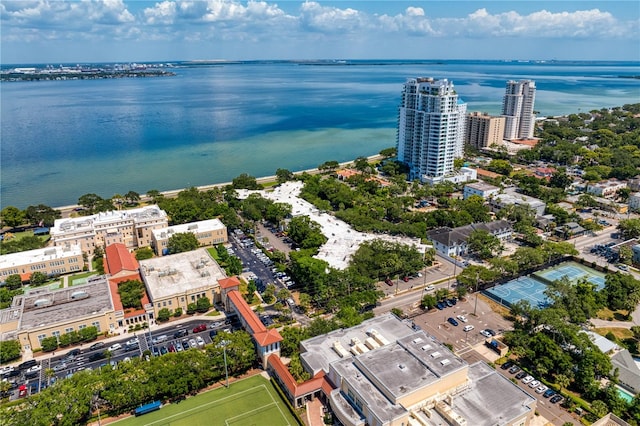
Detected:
left=0, top=245, right=83, bottom=283
left=463, top=182, right=500, bottom=200
left=50, top=205, right=168, bottom=255
left=489, top=188, right=546, bottom=217
left=586, top=179, right=628, bottom=199
left=151, top=219, right=228, bottom=256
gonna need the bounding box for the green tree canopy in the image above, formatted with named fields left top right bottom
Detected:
left=0, top=206, right=25, bottom=228
left=117, top=279, right=145, bottom=309
left=167, top=232, right=199, bottom=254
left=467, top=229, right=502, bottom=259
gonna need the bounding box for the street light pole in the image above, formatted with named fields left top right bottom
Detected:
left=220, top=340, right=230, bottom=388
left=473, top=271, right=480, bottom=316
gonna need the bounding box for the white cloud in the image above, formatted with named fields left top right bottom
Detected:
left=0, top=1, right=637, bottom=59
left=376, top=7, right=633, bottom=39
left=299, top=1, right=366, bottom=33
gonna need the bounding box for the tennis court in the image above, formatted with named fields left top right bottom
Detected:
left=114, top=375, right=297, bottom=426
left=533, top=261, right=606, bottom=290
left=483, top=276, right=550, bottom=308
left=484, top=261, right=607, bottom=308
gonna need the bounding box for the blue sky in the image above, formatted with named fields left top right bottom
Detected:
left=1, top=1, right=639, bottom=63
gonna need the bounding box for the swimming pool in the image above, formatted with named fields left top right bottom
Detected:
left=616, top=385, right=635, bottom=404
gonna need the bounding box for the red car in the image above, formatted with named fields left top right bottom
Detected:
left=192, top=324, right=207, bottom=333
left=385, top=278, right=393, bottom=287
left=402, top=276, right=410, bottom=282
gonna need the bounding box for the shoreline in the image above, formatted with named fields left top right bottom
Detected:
left=53, top=153, right=385, bottom=213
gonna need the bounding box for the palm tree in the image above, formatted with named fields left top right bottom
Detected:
left=555, top=373, right=570, bottom=394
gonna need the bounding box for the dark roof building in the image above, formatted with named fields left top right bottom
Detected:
left=427, top=220, right=512, bottom=257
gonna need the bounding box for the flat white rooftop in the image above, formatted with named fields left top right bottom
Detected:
left=139, top=248, right=226, bottom=300
left=0, top=244, right=82, bottom=269
left=52, top=205, right=166, bottom=234
left=152, top=218, right=226, bottom=240
left=238, top=182, right=428, bottom=270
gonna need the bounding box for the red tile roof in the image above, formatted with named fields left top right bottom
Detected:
left=218, top=276, right=241, bottom=289
left=475, top=168, right=502, bottom=179
left=227, top=290, right=282, bottom=345
left=254, top=329, right=283, bottom=346
left=267, top=355, right=334, bottom=398
left=104, top=243, right=139, bottom=275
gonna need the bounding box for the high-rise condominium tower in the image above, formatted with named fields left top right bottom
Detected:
left=502, top=80, right=536, bottom=140
left=397, top=77, right=467, bottom=182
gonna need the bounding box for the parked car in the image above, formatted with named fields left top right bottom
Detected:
left=88, top=342, right=105, bottom=351
left=508, top=365, right=521, bottom=374
left=195, top=336, right=205, bottom=348
left=159, top=346, right=168, bottom=355
left=384, top=278, right=393, bottom=287
left=528, top=380, right=540, bottom=388
left=174, top=329, right=188, bottom=339
left=521, top=375, right=534, bottom=384
left=447, top=317, right=459, bottom=326
left=543, top=389, right=555, bottom=398
left=108, top=343, right=122, bottom=352
left=480, top=329, right=492, bottom=338
left=535, top=385, right=548, bottom=394
left=436, top=302, right=444, bottom=310
left=501, top=361, right=513, bottom=370
left=550, top=395, right=563, bottom=404
left=515, top=371, right=527, bottom=380
left=192, top=324, right=207, bottom=333
left=189, top=339, right=197, bottom=349
left=402, top=276, right=410, bottom=282
left=182, top=340, right=190, bottom=350
left=463, top=325, right=475, bottom=332
left=456, top=315, right=468, bottom=323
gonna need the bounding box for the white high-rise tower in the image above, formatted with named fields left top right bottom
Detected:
left=502, top=80, right=536, bottom=140
left=396, top=77, right=467, bottom=182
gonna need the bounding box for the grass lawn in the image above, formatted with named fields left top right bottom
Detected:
left=69, top=271, right=98, bottom=286
left=594, top=327, right=633, bottom=341
left=113, top=374, right=298, bottom=426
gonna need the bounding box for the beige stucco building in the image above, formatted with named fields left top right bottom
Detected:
left=466, top=111, right=506, bottom=149
left=151, top=218, right=228, bottom=256
left=139, top=248, right=227, bottom=318
left=50, top=205, right=168, bottom=255
left=0, top=277, right=117, bottom=351
left=299, top=314, right=536, bottom=426
left=0, top=245, right=84, bottom=283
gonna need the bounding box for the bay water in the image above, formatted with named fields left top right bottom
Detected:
left=1, top=60, right=639, bottom=209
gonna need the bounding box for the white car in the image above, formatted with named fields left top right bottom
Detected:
left=108, top=343, right=122, bottom=352
left=521, top=375, right=534, bottom=384
left=425, top=285, right=435, bottom=291
left=535, top=385, right=548, bottom=394
left=53, top=363, right=67, bottom=372
left=26, top=365, right=41, bottom=374
left=480, top=329, right=492, bottom=338
left=195, top=336, right=205, bottom=348
left=528, top=380, right=540, bottom=388
left=456, top=315, right=468, bottom=323
left=463, top=325, right=475, bottom=332
left=0, top=366, right=14, bottom=375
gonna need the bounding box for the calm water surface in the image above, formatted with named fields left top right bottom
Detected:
left=2, top=60, right=639, bottom=208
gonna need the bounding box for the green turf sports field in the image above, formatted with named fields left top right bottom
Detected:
left=113, top=374, right=298, bottom=426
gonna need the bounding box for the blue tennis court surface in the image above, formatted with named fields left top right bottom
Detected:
left=484, top=261, right=606, bottom=308
left=484, top=276, right=551, bottom=308
left=533, top=261, right=606, bottom=290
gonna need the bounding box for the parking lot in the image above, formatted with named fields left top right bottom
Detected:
left=412, top=295, right=512, bottom=354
